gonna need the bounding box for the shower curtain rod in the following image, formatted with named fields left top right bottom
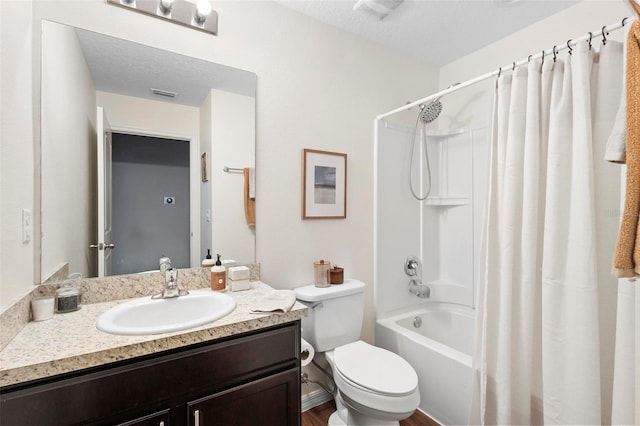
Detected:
left=376, top=16, right=634, bottom=121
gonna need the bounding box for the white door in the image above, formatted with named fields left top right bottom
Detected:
left=96, top=106, right=114, bottom=277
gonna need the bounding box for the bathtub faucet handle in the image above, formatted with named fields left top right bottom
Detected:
left=405, top=256, right=421, bottom=277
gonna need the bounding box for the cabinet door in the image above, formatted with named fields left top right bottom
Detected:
left=188, top=368, right=300, bottom=426
left=117, top=409, right=171, bottom=426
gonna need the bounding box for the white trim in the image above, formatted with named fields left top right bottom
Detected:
left=301, top=388, right=333, bottom=412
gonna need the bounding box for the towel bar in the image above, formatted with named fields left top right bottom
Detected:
left=223, top=166, right=244, bottom=173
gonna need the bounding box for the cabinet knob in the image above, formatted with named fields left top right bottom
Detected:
left=159, top=422, right=164, bottom=426
left=194, top=409, right=201, bottom=426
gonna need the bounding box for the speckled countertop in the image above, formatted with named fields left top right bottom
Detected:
left=0, top=281, right=307, bottom=388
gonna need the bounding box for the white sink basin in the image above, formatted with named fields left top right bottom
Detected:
left=96, top=290, right=236, bottom=336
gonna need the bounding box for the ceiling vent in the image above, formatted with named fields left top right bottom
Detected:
left=353, top=0, right=404, bottom=20
left=150, top=88, right=178, bottom=99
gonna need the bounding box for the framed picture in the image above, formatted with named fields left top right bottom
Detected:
left=302, top=149, right=347, bottom=219
left=201, top=152, right=208, bottom=182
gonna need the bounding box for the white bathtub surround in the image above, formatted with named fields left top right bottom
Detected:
left=473, top=40, right=623, bottom=424
left=376, top=304, right=474, bottom=426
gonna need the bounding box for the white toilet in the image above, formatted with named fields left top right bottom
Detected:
left=295, top=279, right=420, bottom=426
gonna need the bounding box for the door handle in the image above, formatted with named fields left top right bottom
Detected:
left=89, top=243, right=115, bottom=250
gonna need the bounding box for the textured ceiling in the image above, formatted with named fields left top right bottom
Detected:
left=274, top=0, right=581, bottom=65
left=75, top=27, right=256, bottom=107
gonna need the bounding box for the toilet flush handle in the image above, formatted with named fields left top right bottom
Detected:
left=310, top=302, right=324, bottom=311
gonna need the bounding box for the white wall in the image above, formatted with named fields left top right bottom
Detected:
left=1, top=0, right=35, bottom=309
left=209, top=89, right=256, bottom=265
left=41, top=21, right=96, bottom=281
left=438, top=1, right=630, bottom=422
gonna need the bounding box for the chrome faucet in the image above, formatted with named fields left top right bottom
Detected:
left=159, top=256, right=172, bottom=273
left=405, top=255, right=430, bottom=298
left=152, top=257, right=189, bottom=299
left=405, top=256, right=421, bottom=277
left=408, top=278, right=431, bottom=298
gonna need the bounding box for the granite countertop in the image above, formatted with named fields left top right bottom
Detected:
left=0, top=282, right=307, bottom=388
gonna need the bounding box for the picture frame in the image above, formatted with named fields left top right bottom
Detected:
left=201, top=152, right=208, bottom=182
left=302, top=149, right=347, bottom=219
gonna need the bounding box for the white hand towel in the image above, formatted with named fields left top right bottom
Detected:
left=251, top=290, right=296, bottom=314
left=605, top=24, right=631, bottom=164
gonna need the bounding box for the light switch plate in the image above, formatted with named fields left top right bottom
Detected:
left=22, top=209, right=32, bottom=243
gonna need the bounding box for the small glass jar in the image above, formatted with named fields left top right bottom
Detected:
left=313, top=260, right=331, bottom=288
left=56, top=287, right=81, bottom=313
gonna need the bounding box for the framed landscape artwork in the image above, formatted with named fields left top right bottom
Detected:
left=302, top=149, right=347, bottom=219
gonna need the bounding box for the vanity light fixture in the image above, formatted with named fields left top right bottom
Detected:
left=106, top=0, right=218, bottom=36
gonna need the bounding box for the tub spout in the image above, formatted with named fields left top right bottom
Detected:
left=409, top=278, right=430, bottom=298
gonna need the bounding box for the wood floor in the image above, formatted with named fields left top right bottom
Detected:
left=301, top=400, right=440, bottom=426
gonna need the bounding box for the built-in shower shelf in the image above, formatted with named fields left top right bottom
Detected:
left=424, top=128, right=466, bottom=139
left=424, top=195, right=469, bottom=206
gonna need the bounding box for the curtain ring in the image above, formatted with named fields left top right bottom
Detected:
left=601, top=26, right=608, bottom=45
left=567, top=39, right=572, bottom=55
left=528, top=54, right=532, bottom=62
left=512, top=61, right=516, bottom=71
left=498, top=67, right=502, bottom=78
left=622, top=17, right=629, bottom=27
left=588, top=31, right=593, bottom=50
left=553, top=45, right=558, bottom=63
left=540, top=50, right=545, bottom=70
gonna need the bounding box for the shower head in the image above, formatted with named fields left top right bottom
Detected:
left=416, top=83, right=460, bottom=124
left=418, top=99, right=442, bottom=124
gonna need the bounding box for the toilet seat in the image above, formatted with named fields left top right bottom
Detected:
left=334, top=341, right=418, bottom=396
left=330, top=341, right=420, bottom=415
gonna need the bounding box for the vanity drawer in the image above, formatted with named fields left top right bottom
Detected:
left=0, top=321, right=301, bottom=426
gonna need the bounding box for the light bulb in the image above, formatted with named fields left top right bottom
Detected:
left=194, top=0, right=212, bottom=24
left=158, top=0, right=174, bottom=14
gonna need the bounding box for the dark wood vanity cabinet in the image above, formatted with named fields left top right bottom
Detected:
left=0, top=321, right=301, bottom=426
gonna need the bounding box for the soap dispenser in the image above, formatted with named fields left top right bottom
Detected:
left=202, top=249, right=215, bottom=267
left=210, top=254, right=226, bottom=291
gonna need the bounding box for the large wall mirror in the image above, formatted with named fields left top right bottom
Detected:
left=40, top=20, right=256, bottom=284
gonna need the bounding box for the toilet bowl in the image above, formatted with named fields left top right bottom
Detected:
left=325, top=341, right=420, bottom=425
left=295, top=280, right=420, bottom=425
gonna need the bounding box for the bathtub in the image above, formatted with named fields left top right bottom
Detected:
left=376, top=304, right=475, bottom=426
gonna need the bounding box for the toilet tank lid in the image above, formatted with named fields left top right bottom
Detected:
left=295, top=279, right=365, bottom=302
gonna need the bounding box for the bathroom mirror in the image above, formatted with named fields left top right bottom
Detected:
left=40, top=20, right=257, bottom=283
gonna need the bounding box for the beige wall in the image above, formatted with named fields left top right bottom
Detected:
left=209, top=89, right=256, bottom=265
left=1, top=0, right=35, bottom=309
left=41, top=21, right=96, bottom=282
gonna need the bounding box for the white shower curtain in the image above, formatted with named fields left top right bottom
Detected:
left=473, top=39, right=624, bottom=425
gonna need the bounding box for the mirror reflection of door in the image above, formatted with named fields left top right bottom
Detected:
left=110, top=132, right=190, bottom=275
left=96, top=106, right=113, bottom=277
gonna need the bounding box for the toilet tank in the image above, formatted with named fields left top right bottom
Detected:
left=294, top=279, right=365, bottom=352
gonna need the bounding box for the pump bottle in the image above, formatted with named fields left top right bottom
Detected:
left=210, top=254, right=226, bottom=291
